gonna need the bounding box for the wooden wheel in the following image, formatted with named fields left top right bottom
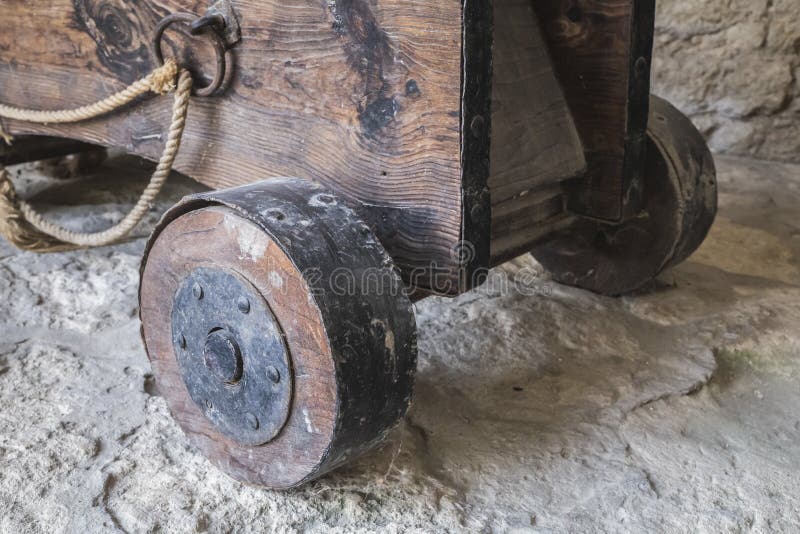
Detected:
left=139, top=178, right=417, bottom=489
left=531, top=95, right=718, bottom=295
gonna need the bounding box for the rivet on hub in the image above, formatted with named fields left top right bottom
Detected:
left=237, top=296, right=250, bottom=314
left=266, top=365, right=281, bottom=384
left=246, top=413, right=260, bottom=430
left=192, top=283, right=204, bottom=300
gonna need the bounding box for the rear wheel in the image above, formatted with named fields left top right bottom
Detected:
left=532, top=95, right=718, bottom=295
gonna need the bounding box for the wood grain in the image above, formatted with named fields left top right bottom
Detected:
left=489, top=0, right=584, bottom=263
left=0, top=0, right=465, bottom=290
left=0, top=0, right=607, bottom=287
left=533, top=0, right=655, bottom=221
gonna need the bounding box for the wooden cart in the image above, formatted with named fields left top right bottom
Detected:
left=0, top=0, right=716, bottom=488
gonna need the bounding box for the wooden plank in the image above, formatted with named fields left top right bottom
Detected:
left=490, top=0, right=584, bottom=198
left=488, top=0, right=584, bottom=264
left=0, top=0, right=468, bottom=292
left=533, top=0, right=655, bottom=221
left=0, top=137, right=100, bottom=166
left=491, top=212, right=575, bottom=265
left=490, top=184, right=573, bottom=264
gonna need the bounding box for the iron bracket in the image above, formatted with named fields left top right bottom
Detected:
left=203, top=0, right=242, bottom=49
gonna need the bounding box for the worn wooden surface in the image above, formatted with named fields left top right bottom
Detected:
left=0, top=0, right=469, bottom=291
left=0, top=0, right=628, bottom=288
left=491, top=185, right=575, bottom=264
left=534, top=0, right=655, bottom=221
left=489, top=0, right=584, bottom=263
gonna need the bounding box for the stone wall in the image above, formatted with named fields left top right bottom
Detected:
left=652, top=0, right=800, bottom=162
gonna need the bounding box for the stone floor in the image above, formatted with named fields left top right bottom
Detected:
left=0, top=155, right=798, bottom=533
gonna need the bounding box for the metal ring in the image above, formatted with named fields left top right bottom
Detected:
left=152, top=13, right=227, bottom=97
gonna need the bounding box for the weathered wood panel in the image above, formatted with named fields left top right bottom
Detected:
left=534, top=0, right=655, bottom=221
left=0, top=0, right=468, bottom=291
left=490, top=0, right=584, bottom=200
left=489, top=0, right=584, bottom=263
left=490, top=184, right=575, bottom=263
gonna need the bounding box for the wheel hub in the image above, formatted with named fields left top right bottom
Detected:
left=171, top=267, right=292, bottom=445
left=203, top=328, right=243, bottom=384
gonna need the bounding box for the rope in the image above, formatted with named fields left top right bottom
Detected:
left=0, top=60, right=178, bottom=123
left=0, top=60, right=192, bottom=252
left=0, top=123, right=12, bottom=145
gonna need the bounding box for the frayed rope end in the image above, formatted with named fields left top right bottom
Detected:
left=149, top=59, right=179, bottom=95
left=0, top=168, right=79, bottom=253
left=0, top=123, right=13, bottom=145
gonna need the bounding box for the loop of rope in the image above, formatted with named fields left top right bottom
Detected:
left=0, top=61, right=191, bottom=252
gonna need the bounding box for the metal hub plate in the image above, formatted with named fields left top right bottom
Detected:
left=171, top=267, right=292, bottom=446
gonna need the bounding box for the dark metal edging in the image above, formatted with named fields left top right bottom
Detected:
left=458, top=0, right=494, bottom=293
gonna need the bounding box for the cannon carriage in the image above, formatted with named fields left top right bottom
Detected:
left=0, top=0, right=716, bottom=488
